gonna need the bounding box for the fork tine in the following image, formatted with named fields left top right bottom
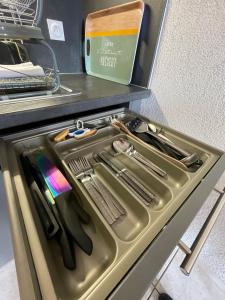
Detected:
left=68, top=159, right=80, bottom=175
left=82, top=157, right=88, bottom=169
left=77, top=158, right=83, bottom=170
left=80, top=157, right=87, bottom=170
left=68, top=161, right=75, bottom=174
left=83, top=156, right=91, bottom=169
left=74, top=159, right=80, bottom=170
left=80, top=157, right=84, bottom=165
left=85, top=157, right=91, bottom=168
left=74, top=161, right=80, bottom=171
left=68, top=156, right=93, bottom=177
left=68, top=163, right=73, bottom=173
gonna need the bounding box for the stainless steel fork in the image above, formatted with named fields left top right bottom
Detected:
left=72, top=156, right=125, bottom=217
left=68, top=156, right=126, bottom=224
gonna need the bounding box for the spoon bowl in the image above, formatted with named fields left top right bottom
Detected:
left=113, top=139, right=132, bottom=154
left=112, top=138, right=167, bottom=178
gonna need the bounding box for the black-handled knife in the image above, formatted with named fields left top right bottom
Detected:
left=51, top=204, right=76, bottom=270
left=20, top=154, right=76, bottom=270
left=55, top=191, right=93, bottom=255
left=29, top=151, right=93, bottom=256
left=20, top=155, right=59, bottom=239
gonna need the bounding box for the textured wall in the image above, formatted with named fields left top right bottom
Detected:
left=131, top=0, right=225, bottom=150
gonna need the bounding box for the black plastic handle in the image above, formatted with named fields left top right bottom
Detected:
left=20, top=155, right=59, bottom=238
left=32, top=188, right=55, bottom=237
left=70, top=195, right=91, bottom=225
left=56, top=191, right=93, bottom=255
left=58, top=230, right=75, bottom=270
left=52, top=205, right=76, bottom=270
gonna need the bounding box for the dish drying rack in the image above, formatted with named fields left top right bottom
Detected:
left=0, top=0, right=60, bottom=100
left=0, top=0, right=40, bottom=25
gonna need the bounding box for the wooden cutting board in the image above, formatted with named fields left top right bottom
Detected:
left=85, top=1, right=144, bottom=85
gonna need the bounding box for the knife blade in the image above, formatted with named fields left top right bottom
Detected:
left=97, top=151, right=158, bottom=205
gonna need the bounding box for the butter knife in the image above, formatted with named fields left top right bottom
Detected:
left=97, top=151, right=158, bottom=205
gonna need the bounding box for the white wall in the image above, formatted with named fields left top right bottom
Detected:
left=132, top=0, right=225, bottom=150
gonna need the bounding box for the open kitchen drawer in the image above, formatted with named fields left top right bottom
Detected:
left=1, top=107, right=225, bottom=300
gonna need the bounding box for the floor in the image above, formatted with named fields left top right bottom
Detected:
left=1, top=172, right=225, bottom=300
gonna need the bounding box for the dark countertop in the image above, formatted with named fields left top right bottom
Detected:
left=0, top=74, right=150, bottom=131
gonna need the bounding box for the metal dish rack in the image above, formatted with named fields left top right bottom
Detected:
left=0, top=0, right=40, bottom=25
left=0, top=0, right=60, bottom=100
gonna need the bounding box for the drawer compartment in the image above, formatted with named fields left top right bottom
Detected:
left=79, top=162, right=149, bottom=241
left=12, top=138, right=118, bottom=300
left=124, top=136, right=189, bottom=188
left=48, top=126, right=121, bottom=158
left=63, top=150, right=150, bottom=242
left=1, top=108, right=224, bottom=300
left=95, top=164, right=149, bottom=241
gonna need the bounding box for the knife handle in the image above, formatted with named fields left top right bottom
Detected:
left=97, top=152, right=156, bottom=205
left=51, top=205, right=76, bottom=270
left=20, top=155, right=59, bottom=239
left=32, top=188, right=56, bottom=238
left=132, top=152, right=168, bottom=178
left=20, top=154, right=75, bottom=270
left=58, top=230, right=75, bottom=270
left=55, top=191, right=93, bottom=255
left=70, top=195, right=91, bottom=224
left=121, top=170, right=157, bottom=205
left=90, top=176, right=126, bottom=218
left=97, top=152, right=121, bottom=174
left=83, top=179, right=116, bottom=225
left=145, top=130, right=190, bottom=157
left=119, top=173, right=151, bottom=206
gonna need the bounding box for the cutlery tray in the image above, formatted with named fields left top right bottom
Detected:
left=6, top=109, right=222, bottom=300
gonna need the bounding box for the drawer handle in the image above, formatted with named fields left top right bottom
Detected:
left=179, top=188, right=225, bottom=276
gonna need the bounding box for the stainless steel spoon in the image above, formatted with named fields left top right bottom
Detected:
left=113, top=139, right=168, bottom=178
left=134, top=121, right=200, bottom=167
